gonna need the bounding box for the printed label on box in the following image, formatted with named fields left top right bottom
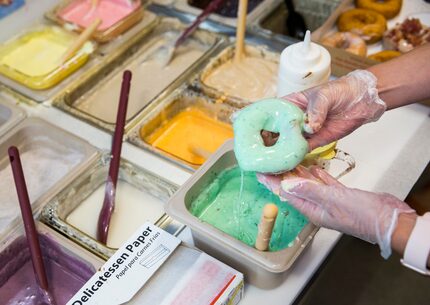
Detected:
left=67, top=222, right=181, bottom=305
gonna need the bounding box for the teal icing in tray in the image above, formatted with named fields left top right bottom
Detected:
left=189, top=166, right=308, bottom=251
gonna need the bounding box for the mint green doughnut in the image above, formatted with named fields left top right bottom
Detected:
left=233, top=98, right=308, bottom=173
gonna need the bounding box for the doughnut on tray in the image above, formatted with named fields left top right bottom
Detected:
left=312, top=0, right=430, bottom=76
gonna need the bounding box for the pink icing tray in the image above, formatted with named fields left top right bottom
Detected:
left=46, top=0, right=146, bottom=43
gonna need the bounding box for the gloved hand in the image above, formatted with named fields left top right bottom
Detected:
left=280, top=70, right=387, bottom=150
left=257, top=166, right=415, bottom=258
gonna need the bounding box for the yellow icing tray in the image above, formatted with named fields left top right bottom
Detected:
left=0, top=26, right=93, bottom=90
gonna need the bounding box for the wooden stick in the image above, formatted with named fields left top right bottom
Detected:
left=255, top=203, right=278, bottom=251
left=234, top=0, right=248, bottom=62
left=61, top=18, right=101, bottom=64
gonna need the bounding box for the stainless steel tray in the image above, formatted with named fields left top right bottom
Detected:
left=249, top=0, right=287, bottom=37
left=0, top=10, right=158, bottom=103
left=251, top=0, right=343, bottom=34
left=0, top=221, right=104, bottom=303
left=195, top=42, right=280, bottom=108
left=170, top=0, right=280, bottom=28
left=149, top=3, right=236, bottom=36
left=0, top=91, right=25, bottom=137
left=0, top=221, right=104, bottom=271
left=45, top=0, right=151, bottom=43
left=40, top=155, right=183, bottom=259
left=0, top=117, right=99, bottom=240
left=249, top=0, right=343, bottom=43
left=145, top=3, right=299, bottom=108
left=127, top=87, right=237, bottom=171
left=56, top=17, right=225, bottom=133
left=166, top=139, right=318, bottom=288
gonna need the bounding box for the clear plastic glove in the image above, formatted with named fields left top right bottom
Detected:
left=280, top=70, right=387, bottom=150
left=257, top=166, right=414, bottom=258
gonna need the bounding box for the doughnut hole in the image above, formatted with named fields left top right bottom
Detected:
left=261, top=130, right=280, bottom=147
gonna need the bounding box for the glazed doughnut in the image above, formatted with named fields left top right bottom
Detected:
left=233, top=98, right=308, bottom=174
left=321, top=32, right=367, bottom=56
left=356, top=0, right=402, bottom=19
left=337, top=9, right=387, bottom=44
left=368, top=50, right=401, bottom=62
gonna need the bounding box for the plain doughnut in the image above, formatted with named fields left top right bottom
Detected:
left=321, top=32, right=367, bottom=56
left=356, top=0, right=402, bottom=19
left=233, top=98, right=308, bottom=174
left=337, top=8, right=387, bottom=44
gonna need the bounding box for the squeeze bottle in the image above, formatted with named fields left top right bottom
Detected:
left=277, top=30, right=331, bottom=96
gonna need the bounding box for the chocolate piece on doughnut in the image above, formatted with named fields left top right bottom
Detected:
left=356, top=0, right=402, bottom=19
left=233, top=98, right=308, bottom=174
left=321, top=32, right=367, bottom=56
left=337, top=8, right=387, bottom=44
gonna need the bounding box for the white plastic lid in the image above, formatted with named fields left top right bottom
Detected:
left=277, top=31, right=331, bottom=97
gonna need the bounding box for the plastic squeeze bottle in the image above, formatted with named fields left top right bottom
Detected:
left=277, top=30, right=331, bottom=97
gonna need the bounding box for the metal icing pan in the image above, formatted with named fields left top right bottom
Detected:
left=127, top=87, right=237, bottom=171
left=55, top=17, right=225, bottom=133
left=40, top=155, right=183, bottom=259
left=250, top=0, right=343, bottom=37
left=194, top=42, right=280, bottom=108
left=0, top=10, right=158, bottom=103
left=0, top=221, right=104, bottom=272
left=0, top=221, right=104, bottom=303
left=249, top=0, right=288, bottom=38
left=0, top=92, right=25, bottom=137
left=0, top=117, right=99, bottom=240
left=169, top=0, right=280, bottom=28
left=149, top=5, right=298, bottom=108
left=148, top=2, right=236, bottom=36
left=166, top=139, right=319, bottom=289
left=45, top=0, right=151, bottom=43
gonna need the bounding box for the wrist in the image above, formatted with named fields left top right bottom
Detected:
left=391, top=212, right=418, bottom=257
left=347, top=70, right=386, bottom=122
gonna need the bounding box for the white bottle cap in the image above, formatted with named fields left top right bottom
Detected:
left=277, top=31, right=331, bottom=97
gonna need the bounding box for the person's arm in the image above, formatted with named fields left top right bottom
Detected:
left=392, top=213, right=430, bottom=268
left=358, top=45, right=430, bottom=264
left=368, top=43, right=430, bottom=109
left=257, top=166, right=429, bottom=266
